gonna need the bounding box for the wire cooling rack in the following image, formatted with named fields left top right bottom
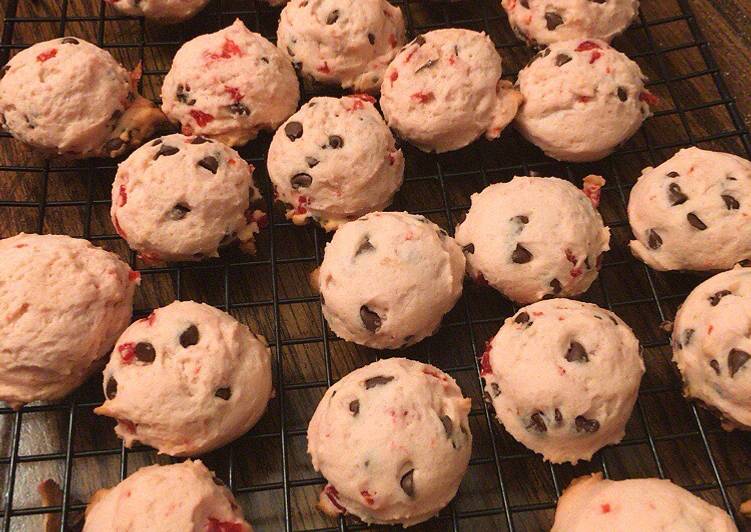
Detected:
left=1, top=0, right=751, bottom=530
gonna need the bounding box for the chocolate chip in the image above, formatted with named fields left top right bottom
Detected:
left=512, top=244, right=532, bottom=264
left=105, top=377, right=117, bottom=399
left=667, top=171, right=680, bottom=178
left=668, top=183, right=688, bottom=206
left=728, top=349, right=750, bottom=377
left=527, top=412, right=547, bottom=432
left=687, top=212, right=707, bottom=230
left=565, top=341, right=588, bottom=363
left=285, top=121, right=303, bottom=141
left=198, top=156, right=219, bottom=174
left=555, top=54, right=572, bottom=67
left=545, top=12, right=564, bottom=30
left=229, top=102, right=250, bottom=115
left=554, top=408, right=563, bottom=424
left=575, top=415, right=600, bottom=432
left=681, top=328, right=695, bottom=349
left=647, top=229, right=663, bottom=249
left=439, top=415, right=453, bottom=437
left=261, top=57, right=269, bottom=63
left=360, top=305, right=382, bottom=332
left=710, top=359, right=721, bottom=375
left=168, top=204, right=191, bottom=220
left=368, top=33, right=375, bottom=45
left=180, top=324, right=199, bottom=347
left=152, top=139, right=163, bottom=146
left=709, top=290, right=732, bottom=306
left=355, top=237, right=374, bottom=256
left=61, top=37, right=79, bottom=45
left=520, top=0, right=529, bottom=7
left=134, top=342, right=156, bottom=363
left=490, top=383, right=501, bottom=397
left=215, top=387, right=231, bottom=400
left=305, top=156, right=319, bottom=168
left=291, top=173, right=312, bottom=189
left=550, top=278, right=562, bottom=294
left=722, top=194, right=740, bottom=210
left=190, top=136, right=210, bottom=144
left=154, top=144, right=179, bottom=160
left=328, top=135, right=343, bottom=149
left=326, top=9, right=339, bottom=24
left=727, top=176, right=738, bottom=181
left=515, top=312, right=530, bottom=324
left=400, top=469, right=415, bottom=497
left=617, top=87, right=628, bottom=101
left=416, top=59, right=437, bottom=73
left=512, top=215, right=529, bottom=225
left=349, top=399, right=360, bottom=415
left=364, top=375, right=393, bottom=389
left=176, top=84, right=196, bottom=106
left=463, top=243, right=475, bottom=254
left=414, top=35, right=426, bottom=46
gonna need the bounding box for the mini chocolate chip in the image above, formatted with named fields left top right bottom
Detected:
left=687, top=212, right=707, bottom=230
left=575, top=415, right=600, bottom=432
left=285, top=121, right=303, bottom=141
left=152, top=139, right=163, bottom=146
left=647, top=229, right=663, bottom=249
left=305, top=156, right=319, bottom=168
left=291, top=173, right=313, bottom=189
left=463, top=243, right=475, bottom=254
left=168, top=204, right=191, bottom=220
left=710, top=359, right=721, bottom=375
left=565, top=341, right=588, bottom=363
left=198, top=156, right=219, bottom=174
left=512, top=215, right=529, bottom=224
left=104, top=137, right=124, bottom=153
left=355, top=237, right=374, bottom=256
left=328, top=135, right=344, bottom=149
left=229, top=102, right=250, bottom=115
left=215, top=387, right=231, bottom=400
left=326, top=9, right=339, bottom=24
left=727, top=176, right=738, bottom=181
left=134, top=342, right=156, bottom=363
left=490, top=383, right=501, bottom=397
left=617, top=87, right=628, bottom=101
left=368, top=33, right=375, bottom=45
left=554, top=408, right=563, bottom=424
left=515, top=312, right=530, bottom=324
left=520, top=0, right=529, bottom=7
left=180, top=324, right=199, bottom=347
left=512, top=244, right=532, bottom=264
left=61, top=37, right=79, bottom=45
left=550, top=278, right=562, bottom=294
left=722, top=194, right=740, bottom=210
left=414, top=35, right=426, bottom=46
left=154, top=144, right=179, bottom=159
left=555, top=54, right=572, bottom=67
left=709, top=290, right=732, bottom=306
left=528, top=412, right=547, bottom=432
left=545, top=12, right=564, bottom=30
left=668, top=183, right=688, bottom=206
left=439, top=415, right=453, bottom=437
left=682, top=328, right=695, bottom=348
left=364, top=375, right=393, bottom=389
left=349, top=399, right=360, bottom=415
left=728, top=349, right=750, bottom=377
left=416, top=59, right=437, bottom=73
left=400, top=469, right=415, bottom=497
left=105, top=377, right=117, bottom=399
left=176, top=84, right=196, bottom=106
left=261, top=57, right=269, bottom=63
left=360, top=305, right=382, bottom=332
left=667, top=171, right=680, bottom=178
left=190, top=136, right=210, bottom=144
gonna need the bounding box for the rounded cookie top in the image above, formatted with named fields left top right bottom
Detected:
left=308, top=358, right=472, bottom=526
left=105, top=0, right=210, bottom=22
left=515, top=38, right=653, bottom=162
left=551, top=473, right=737, bottom=532
left=161, top=19, right=299, bottom=146
left=672, top=267, right=751, bottom=430
left=277, top=0, right=405, bottom=92
left=317, top=212, right=465, bottom=349
left=82, top=460, right=252, bottom=532
left=381, top=29, right=522, bottom=153
left=628, top=147, right=751, bottom=272
left=502, top=0, right=639, bottom=47
left=0, top=37, right=132, bottom=158
left=112, top=133, right=265, bottom=263
left=455, top=175, right=610, bottom=304
left=481, top=299, right=643, bottom=464
left=268, top=95, right=404, bottom=231
left=0, top=233, right=138, bottom=409
left=95, top=301, right=272, bottom=456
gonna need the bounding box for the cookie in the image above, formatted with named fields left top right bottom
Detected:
left=83, top=460, right=252, bottom=531
left=380, top=29, right=522, bottom=153
left=628, top=147, right=751, bottom=272
left=268, top=95, right=404, bottom=231
left=315, top=212, right=465, bottom=349
left=515, top=38, right=655, bottom=162
left=552, top=473, right=737, bottom=531
left=455, top=175, right=610, bottom=304
left=481, top=299, right=643, bottom=463
left=0, top=234, right=138, bottom=410
left=0, top=37, right=166, bottom=159
left=502, top=0, right=639, bottom=47
left=672, top=266, right=751, bottom=430
left=95, top=300, right=273, bottom=456
left=308, top=358, right=472, bottom=526
left=162, top=19, right=300, bottom=146
left=277, top=0, right=406, bottom=92
left=105, top=0, right=210, bottom=22
left=111, top=133, right=266, bottom=263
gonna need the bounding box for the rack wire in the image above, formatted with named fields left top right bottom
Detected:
left=1, top=0, right=750, bottom=530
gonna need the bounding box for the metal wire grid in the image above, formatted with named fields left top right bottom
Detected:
left=0, top=0, right=750, bottom=530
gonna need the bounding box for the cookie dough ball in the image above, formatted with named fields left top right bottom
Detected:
left=316, top=212, right=465, bottom=349
left=515, top=38, right=654, bottom=162
left=111, top=134, right=265, bottom=263
left=162, top=19, right=299, bottom=146
left=277, top=0, right=406, bottom=92
left=502, top=0, right=639, bottom=47
left=551, top=473, right=737, bottom=532
left=95, top=301, right=272, bottom=456
left=268, top=95, right=404, bottom=230
left=0, top=234, right=138, bottom=409
left=481, top=299, right=643, bottom=463
left=83, top=460, right=252, bottom=532
left=672, top=267, right=751, bottom=430
left=381, top=29, right=522, bottom=153
left=628, top=147, right=751, bottom=272
left=105, top=0, right=210, bottom=22
left=0, top=37, right=164, bottom=159
left=455, top=175, right=609, bottom=304
left=308, top=358, right=472, bottom=526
